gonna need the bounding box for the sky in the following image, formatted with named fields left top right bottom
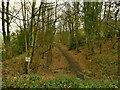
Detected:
left=0, top=0, right=120, bottom=36
left=0, top=0, right=95, bottom=35
left=0, top=0, right=70, bottom=36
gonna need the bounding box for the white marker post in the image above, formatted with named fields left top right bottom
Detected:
left=25, top=57, right=31, bottom=74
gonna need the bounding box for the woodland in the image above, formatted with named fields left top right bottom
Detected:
left=0, top=0, right=120, bottom=89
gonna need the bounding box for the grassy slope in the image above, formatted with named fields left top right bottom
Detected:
left=2, top=39, right=118, bottom=88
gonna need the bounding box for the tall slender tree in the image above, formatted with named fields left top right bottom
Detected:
left=6, top=0, right=11, bottom=58
left=21, top=0, right=28, bottom=52
left=2, top=0, right=6, bottom=46
left=74, top=1, right=80, bottom=52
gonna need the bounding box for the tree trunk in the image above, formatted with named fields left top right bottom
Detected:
left=2, top=0, right=7, bottom=58
left=31, top=2, right=42, bottom=62
left=29, top=1, right=36, bottom=64
left=6, top=0, right=11, bottom=58
left=21, top=1, right=28, bottom=52
left=74, top=2, right=79, bottom=53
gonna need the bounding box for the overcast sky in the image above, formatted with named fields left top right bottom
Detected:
left=0, top=0, right=71, bottom=36
left=0, top=0, right=119, bottom=36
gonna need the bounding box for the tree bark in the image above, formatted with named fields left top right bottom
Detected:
left=21, top=0, right=28, bottom=52
left=2, top=0, right=6, bottom=47
left=2, top=0, right=7, bottom=59
left=74, top=2, right=79, bottom=53
left=6, top=0, right=11, bottom=58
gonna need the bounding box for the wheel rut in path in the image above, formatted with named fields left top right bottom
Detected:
left=55, top=43, right=85, bottom=79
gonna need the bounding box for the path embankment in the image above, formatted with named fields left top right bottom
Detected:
left=55, top=43, right=85, bottom=79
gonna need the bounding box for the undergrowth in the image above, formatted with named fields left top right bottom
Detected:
left=2, top=74, right=118, bottom=89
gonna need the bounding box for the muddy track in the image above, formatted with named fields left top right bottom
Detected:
left=55, top=43, right=85, bottom=79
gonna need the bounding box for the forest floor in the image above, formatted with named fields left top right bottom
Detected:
left=2, top=39, right=118, bottom=81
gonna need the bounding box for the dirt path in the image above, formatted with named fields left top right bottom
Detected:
left=55, top=43, right=85, bottom=79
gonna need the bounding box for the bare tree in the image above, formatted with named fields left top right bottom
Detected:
left=2, top=0, right=6, bottom=56
left=21, top=0, right=28, bottom=52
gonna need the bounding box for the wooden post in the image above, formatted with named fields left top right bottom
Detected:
left=25, top=57, right=31, bottom=74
